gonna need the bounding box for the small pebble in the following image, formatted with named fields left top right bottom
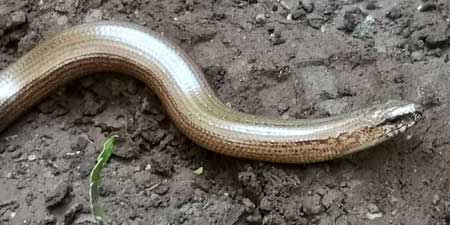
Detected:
left=127, top=79, right=137, bottom=95
left=84, top=9, right=103, bottom=23
left=64, top=203, right=82, bottom=225
left=391, top=209, right=398, bottom=216
left=366, top=212, right=383, bottom=220
left=418, top=2, right=436, bottom=12
left=18, top=31, right=39, bottom=53
left=367, top=203, right=380, bottom=213
left=412, top=51, right=425, bottom=61
left=70, top=136, right=89, bottom=152
left=389, top=195, right=398, bottom=205
left=317, top=99, right=347, bottom=116
left=277, top=102, right=289, bottom=114
left=301, top=0, right=314, bottom=13
left=262, top=214, right=284, bottom=225
left=386, top=6, right=402, bottom=20
left=255, top=14, right=266, bottom=24
left=303, top=194, right=324, bottom=215
left=280, top=0, right=297, bottom=10
left=242, top=198, right=255, bottom=212
left=8, top=11, right=26, bottom=27
left=145, top=164, right=152, bottom=171
left=337, top=7, right=367, bottom=32
left=28, top=154, right=37, bottom=161
left=80, top=77, right=95, bottom=88
left=41, top=215, right=57, bottom=225
left=149, top=193, right=162, bottom=207
left=0, top=5, right=8, bottom=15
left=307, top=14, right=325, bottom=29
left=269, top=32, right=286, bottom=45
left=246, top=214, right=262, bottom=224
left=352, top=15, right=375, bottom=39
left=259, top=196, right=273, bottom=212
left=432, top=194, right=440, bottom=205
left=321, top=189, right=344, bottom=208
left=291, top=8, right=306, bottom=20
left=45, top=181, right=71, bottom=208
left=335, top=216, right=350, bottom=225
left=11, top=151, right=22, bottom=159
left=366, top=203, right=383, bottom=220
left=7, top=144, right=19, bottom=152
left=56, top=15, right=68, bottom=26
left=365, top=0, right=379, bottom=10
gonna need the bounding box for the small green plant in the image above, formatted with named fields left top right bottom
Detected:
left=89, top=136, right=117, bottom=225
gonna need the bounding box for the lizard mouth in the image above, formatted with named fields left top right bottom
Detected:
left=380, top=103, right=423, bottom=138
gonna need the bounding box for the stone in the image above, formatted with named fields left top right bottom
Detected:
left=366, top=203, right=383, bottom=220
left=63, top=203, right=82, bottom=225
left=84, top=9, right=103, bottom=23
left=255, top=14, right=266, bottom=24
left=302, top=67, right=338, bottom=100
left=301, top=0, right=314, bottom=13
left=56, top=15, right=68, bottom=26
left=367, top=203, right=380, bottom=213
left=259, top=196, right=273, bottom=212
left=366, top=0, right=379, bottom=10
left=432, top=194, right=440, bottom=205
left=242, top=198, right=255, bottom=212
left=353, top=15, right=375, bottom=39
left=18, top=31, right=39, bottom=53
left=280, top=0, right=297, bottom=10
left=423, top=24, right=449, bottom=48
left=262, top=213, right=285, bottom=225
left=291, top=8, right=306, bottom=20
left=71, top=136, right=89, bottom=152
left=335, top=216, right=350, bottom=225
left=8, top=11, right=26, bottom=27
left=337, top=7, right=367, bottom=32
left=411, top=51, right=424, bottom=61
left=317, top=99, right=348, bottom=116
left=269, top=31, right=286, bottom=45
left=0, top=142, right=4, bottom=154
left=386, top=6, right=403, bottom=20
left=83, top=92, right=106, bottom=116
left=303, top=194, right=323, bottom=215
left=318, top=217, right=332, bottom=225
left=45, top=180, right=71, bottom=208
left=246, top=214, right=262, bottom=224
left=418, top=3, right=436, bottom=12
left=321, top=189, right=344, bottom=208
left=307, top=14, right=325, bottom=29
left=27, top=154, right=37, bottom=161
left=41, top=215, right=57, bottom=225
left=127, top=79, right=137, bottom=95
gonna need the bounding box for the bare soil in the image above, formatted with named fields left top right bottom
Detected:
left=1, top=0, right=450, bottom=224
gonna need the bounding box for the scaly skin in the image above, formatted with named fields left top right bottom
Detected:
left=0, top=22, right=422, bottom=163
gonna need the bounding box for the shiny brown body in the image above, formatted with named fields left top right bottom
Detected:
left=0, top=22, right=420, bottom=163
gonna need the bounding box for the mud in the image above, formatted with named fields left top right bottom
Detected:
left=1, top=0, right=450, bottom=224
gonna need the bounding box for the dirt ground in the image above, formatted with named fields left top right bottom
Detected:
left=0, top=0, right=449, bottom=224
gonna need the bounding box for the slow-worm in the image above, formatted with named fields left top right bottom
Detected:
left=0, top=22, right=422, bottom=163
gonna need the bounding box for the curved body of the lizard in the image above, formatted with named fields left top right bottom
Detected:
left=0, top=22, right=421, bottom=163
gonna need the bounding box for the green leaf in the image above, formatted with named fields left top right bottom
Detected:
left=194, top=166, right=204, bottom=175
left=89, top=135, right=118, bottom=225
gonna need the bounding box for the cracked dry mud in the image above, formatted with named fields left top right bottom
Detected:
left=1, top=0, right=450, bottom=225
